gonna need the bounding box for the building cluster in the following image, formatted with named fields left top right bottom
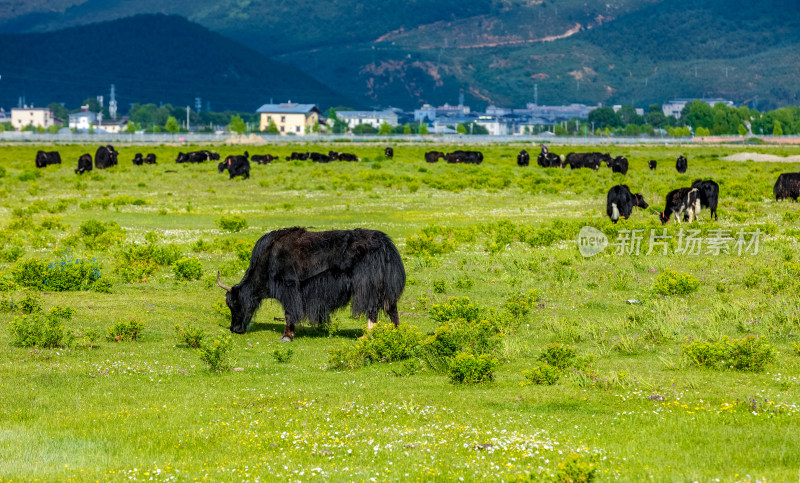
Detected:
left=3, top=97, right=735, bottom=136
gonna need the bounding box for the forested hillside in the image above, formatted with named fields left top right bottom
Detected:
left=1, top=0, right=798, bottom=110
left=0, top=15, right=353, bottom=111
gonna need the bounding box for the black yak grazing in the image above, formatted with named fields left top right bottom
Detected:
left=774, top=173, right=800, bottom=201
left=676, top=155, right=688, bottom=174
left=35, top=150, right=62, bottom=168
left=649, top=160, right=657, bottom=170
left=217, top=227, right=406, bottom=342
left=75, top=154, right=92, bottom=174
left=95, top=145, right=118, bottom=169
left=517, top=150, right=530, bottom=166
left=660, top=187, right=700, bottom=224
left=537, top=151, right=562, bottom=168
left=425, top=151, right=444, bottom=163
left=606, top=185, right=649, bottom=223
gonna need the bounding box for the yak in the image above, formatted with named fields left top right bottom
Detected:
left=537, top=151, right=562, bottom=168
left=385, top=147, right=394, bottom=158
left=176, top=150, right=219, bottom=163
left=95, top=145, right=118, bottom=169
left=216, top=227, right=405, bottom=341
left=607, top=185, right=648, bottom=223
left=425, top=151, right=444, bottom=163
left=133, top=153, right=144, bottom=166
left=609, top=156, right=629, bottom=175
left=660, top=187, right=700, bottom=224
left=676, top=155, right=688, bottom=174
left=517, top=150, right=530, bottom=167
left=649, top=160, right=657, bottom=170
left=35, top=150, right=62, bottom=168
left=144, top=153, right=157, bottom=164
left=75, top=154, right=92, bottom=174
left=251, top=154, right=274, bottom=164
left=218, top=152, right=250, bottom=179
left=688, top=179, right=720, bottom=221
left=445, top=150, right=483, bottom=164
left=774, top=173, right=800, bottom=201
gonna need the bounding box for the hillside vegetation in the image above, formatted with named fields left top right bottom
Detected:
left=0, top=14, right=353, bottom=111
left=0, top=0, right=799, bottom=109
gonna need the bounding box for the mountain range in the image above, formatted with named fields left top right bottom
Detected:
left=1, top=0, right=799, bottom=111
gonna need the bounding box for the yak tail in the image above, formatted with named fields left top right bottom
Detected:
left=611, top=203, right=620, bottom=222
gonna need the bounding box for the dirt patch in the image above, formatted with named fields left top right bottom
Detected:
left=224, top=134, right=268, bottom=146
left=722, top=152, right=800, bottom=163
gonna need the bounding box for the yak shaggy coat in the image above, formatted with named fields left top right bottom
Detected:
left=219, top=227, right=406, bottom=341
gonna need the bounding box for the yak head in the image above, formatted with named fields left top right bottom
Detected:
left=216, top=272, right=247, bottom=333
left=633, top=193, right=649, bottom=210
left=218, top=162, right=227, bottom=173
left=659, top=212, right=670, bottom=224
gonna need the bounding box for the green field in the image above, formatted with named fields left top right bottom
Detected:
left=0, top=142, right=798, bottom=482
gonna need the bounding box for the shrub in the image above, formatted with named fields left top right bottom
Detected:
left=683, top=335, right=776, bottom=372
left=216, top=214, right=248, bottom=232
left=652, top=269, right=701, bottom=296
left=232, top=240, right=252, bottom=262
left=79, top=220, right=124, bottom=250
left=73, top=328, right=100, bottom=350
left=175, top=323, right=207, bottom=348
left=173, top=257, right=203, bottom=281
left=537, top=343, right=578, bottom=370
left=553, top=453, right=598, bottom=483
left=522, top=362, right=561, bottom=386
left=19, top=293, right=43, bottom=314
left=792, top=341, right=800, bottom=356
left=272, top=346, right=294, bottom=363
left=429, top=297, right=486, bottom=324
left=432, top=279, right=447, bottom=293
left=92, top=278, right=112, bottom=293
left=199, top=335, right=234, bottom=372
left=10, top=313, right=73, bottom=349
left=49, top=306, right=76, bottom=319
left=0, top=246, right=24, bottom=262
left=503, top=289, right=539, bottom=318
left=448, top=351, right=498, bottom=384
left=12, top=254, right=101, bottom=291
left=327, top=323, right=423, bottom=370
left=106, top=319, right=145, bottom=342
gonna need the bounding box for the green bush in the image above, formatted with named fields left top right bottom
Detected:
left=429, top=297, right=486, bottom=324
left=327, top=322, right=423, bottom=370
left=553, top=453, right=598, bottom=483
left=652, top=269, right=701, bottom=296
left=19, top=293, right=43, bottom=314
left=106, top=319, right=145, bottom=342
left=12, top=254, right=101, bottom=291
left=10, top=313, right=73, bottom=349
left=537, top=343, right=579, bottom=370
left=79, top=220, right=124, bottom=250
left=791, top=341, right=800, bottom=356
left=199, top=335, right=234, bottom=372
left=503, top=289, right=539, bottom=318
left=0, top=246, right=24, bottom=262
left=49, top=306, right=75, bottom=319
left=522, top=361, right=562, bottom=386
left=92, top=278, right=112, bottom=293
left=173, top=257, right=203, bottom=281
left=448, top=351, right=498, bottom=384
left=432, top=279, right=447, bottom=293
left=175, top=323, right=207, bottom=348
left=272, top=346, right=294, bottom=363
left=216, top=214, right=248, bottom=232
left=682, top=335, right=776, bottom=372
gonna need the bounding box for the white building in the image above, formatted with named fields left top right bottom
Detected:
left=69, top=107, right=98, bottom=131
left=94, top=117, right=128, bottom=134
left=11, top=107, right=55, bottom=130
left=662, top=98, right=734, bottom=118
left=335, top=110, right=399, bottom=130
left=475, top=116, right=509, bottom=136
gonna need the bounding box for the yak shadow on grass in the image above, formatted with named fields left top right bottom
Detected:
left=246, top=321, right=366, bottom=340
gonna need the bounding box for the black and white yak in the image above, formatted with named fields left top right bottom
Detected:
left=517, top=150, right=530, bottom=167
left=606, top=185, right=649, bottom=223
left=688, top=179, right=719, bottom=221
left=75, top=154, right=92, bottom=174
left=660, top=187, right=700, bottom=224
left=216, top=227, right=406, bottom=342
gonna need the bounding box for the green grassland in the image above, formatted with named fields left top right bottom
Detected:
left=0, top=142, right=799, bottom=481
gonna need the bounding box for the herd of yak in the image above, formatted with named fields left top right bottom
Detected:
left=28, top=143, right=800, bottom=341
left=33, top=145, right=800, bottom=222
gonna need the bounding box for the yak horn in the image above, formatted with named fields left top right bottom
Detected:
left=216, top=271, right=232, bottom=291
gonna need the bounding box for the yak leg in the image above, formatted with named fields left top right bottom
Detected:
left=387, top=303, right=400, bottom=328
left=367, top=319, right=374, bottom=330
left=280, top=316, right=295, bottom=342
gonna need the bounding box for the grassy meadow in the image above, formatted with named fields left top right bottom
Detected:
left=0, top=141, right=799, bottom=482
